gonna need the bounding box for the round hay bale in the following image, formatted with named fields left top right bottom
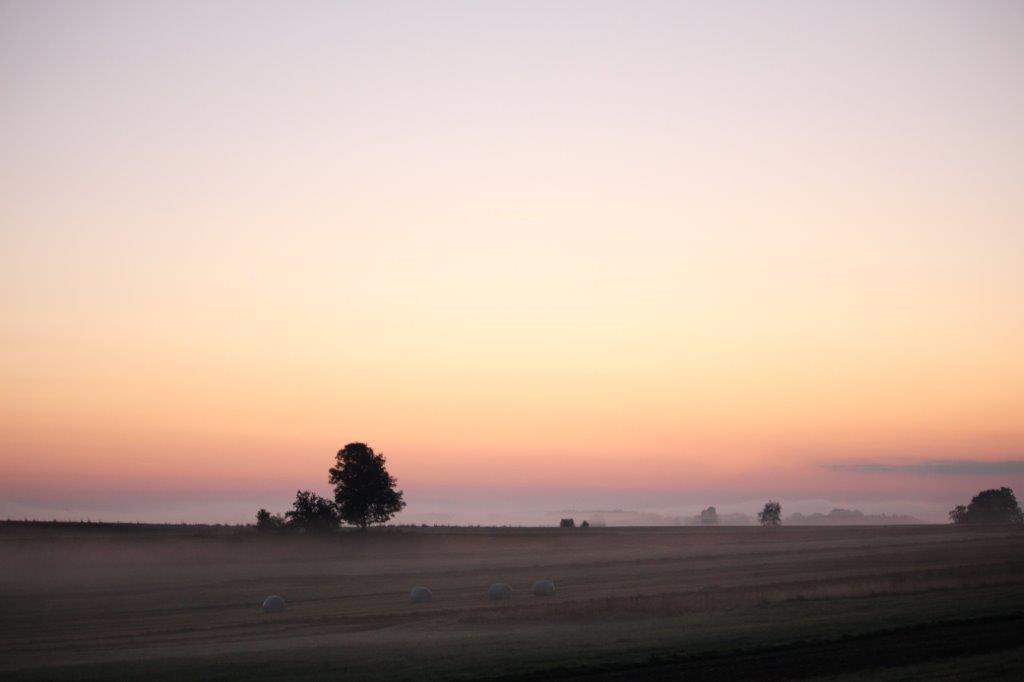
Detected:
left=410, top=586, right=433, bottom=603
left=532, top=580, right=555, bottom=597
left=262, top=595, right=286, bottom=613
left=488, top=582, right=513, bottom=600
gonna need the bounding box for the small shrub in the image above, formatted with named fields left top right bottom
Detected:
left=758, top=501, right=782, bottom=527
left=255, top=508, right=285, bottom=531
left=285, top=491, right=340, bottom=531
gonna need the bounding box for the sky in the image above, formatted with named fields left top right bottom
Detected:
left=1, top=1, right=1022, bottom=524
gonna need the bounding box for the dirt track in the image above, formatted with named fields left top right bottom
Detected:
left=1, top=524, right=1022, bottom=680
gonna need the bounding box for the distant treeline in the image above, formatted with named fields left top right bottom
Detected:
left=548, top=507, right=921, bottom=527
left=0, top=520, right=242, bottom=529
left=787, top=509, right=922, bottom=526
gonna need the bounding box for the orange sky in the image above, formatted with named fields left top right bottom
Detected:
left=2, top=2, right=1022, bottom=522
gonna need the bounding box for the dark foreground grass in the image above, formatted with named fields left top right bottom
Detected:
left=560, top=612, right=1024, bottom=681
left=7, top=589, right=1023, bottom=681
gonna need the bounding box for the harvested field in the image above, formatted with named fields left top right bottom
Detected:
left=1, top=523, right=1022, bottom=680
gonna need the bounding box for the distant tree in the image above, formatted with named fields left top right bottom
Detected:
left=758, top=501, right=782, bottom=527
left=580, top=520, right=590, bottom=528
left=329, top=443, right=406, bottom=529
left=700, top=506, right=719, bottom=526
left=255, top=508, right=285, bottom=531
left=285, top=491, right=340, bottom=531
left=948, top=505, right=969, bottom=524
left=949, top=488, right=1023, bottom=525
left=559, top=518, right=575, bottom=528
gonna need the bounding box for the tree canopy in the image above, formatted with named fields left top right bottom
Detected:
left=758, top=501, right=782, bottom=527
left=700, top=506, right=719, bottom=526
left=329, top=442, right=405, bottom=528
left=255, top=508, right=284, bottom=531
left=284, top=490, right=340, bottom=531
left=949, top=487, right=1022, bottom=525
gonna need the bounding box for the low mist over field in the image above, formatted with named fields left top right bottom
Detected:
left=3, top=523, right=1023, bottom=680
left=0, top=487, right=965, bottom=526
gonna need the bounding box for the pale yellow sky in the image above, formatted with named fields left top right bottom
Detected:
left=1, top=1, right=1022, bottom=522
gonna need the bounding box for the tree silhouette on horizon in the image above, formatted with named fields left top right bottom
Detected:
left=329, top=442, right=405, bottom=529
left=758, top=501, right=782, bottom=527
left=949, top=487, right=1022, bottom=525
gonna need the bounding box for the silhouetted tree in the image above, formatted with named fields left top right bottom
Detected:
left=580, top=520, right=590, bottom=528
left=948, top=505, right=968, bottom=524
left=255, top=508, right=285, bottom=531
left=949, top=487, right=1023, bottom=525
left=758, top=501, right=782, bottom=527
left=560, top=518, right=575, bottom=528
left=329, top=443, right=405, bottom=529
left=700, top=506, right=719, bottom=526
left=285, top=491, right=340, bottom=531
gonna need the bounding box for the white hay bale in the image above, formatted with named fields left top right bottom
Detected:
left=262, top=595, right=286, bottom=613
left=532, top=580, right=555, bottom=597
left=488, top=583, right=512, bottom=600
left=410, top=586, right=433, bottom=603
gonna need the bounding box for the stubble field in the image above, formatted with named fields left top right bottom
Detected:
left=1, top=523, right=1022, bottom=680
